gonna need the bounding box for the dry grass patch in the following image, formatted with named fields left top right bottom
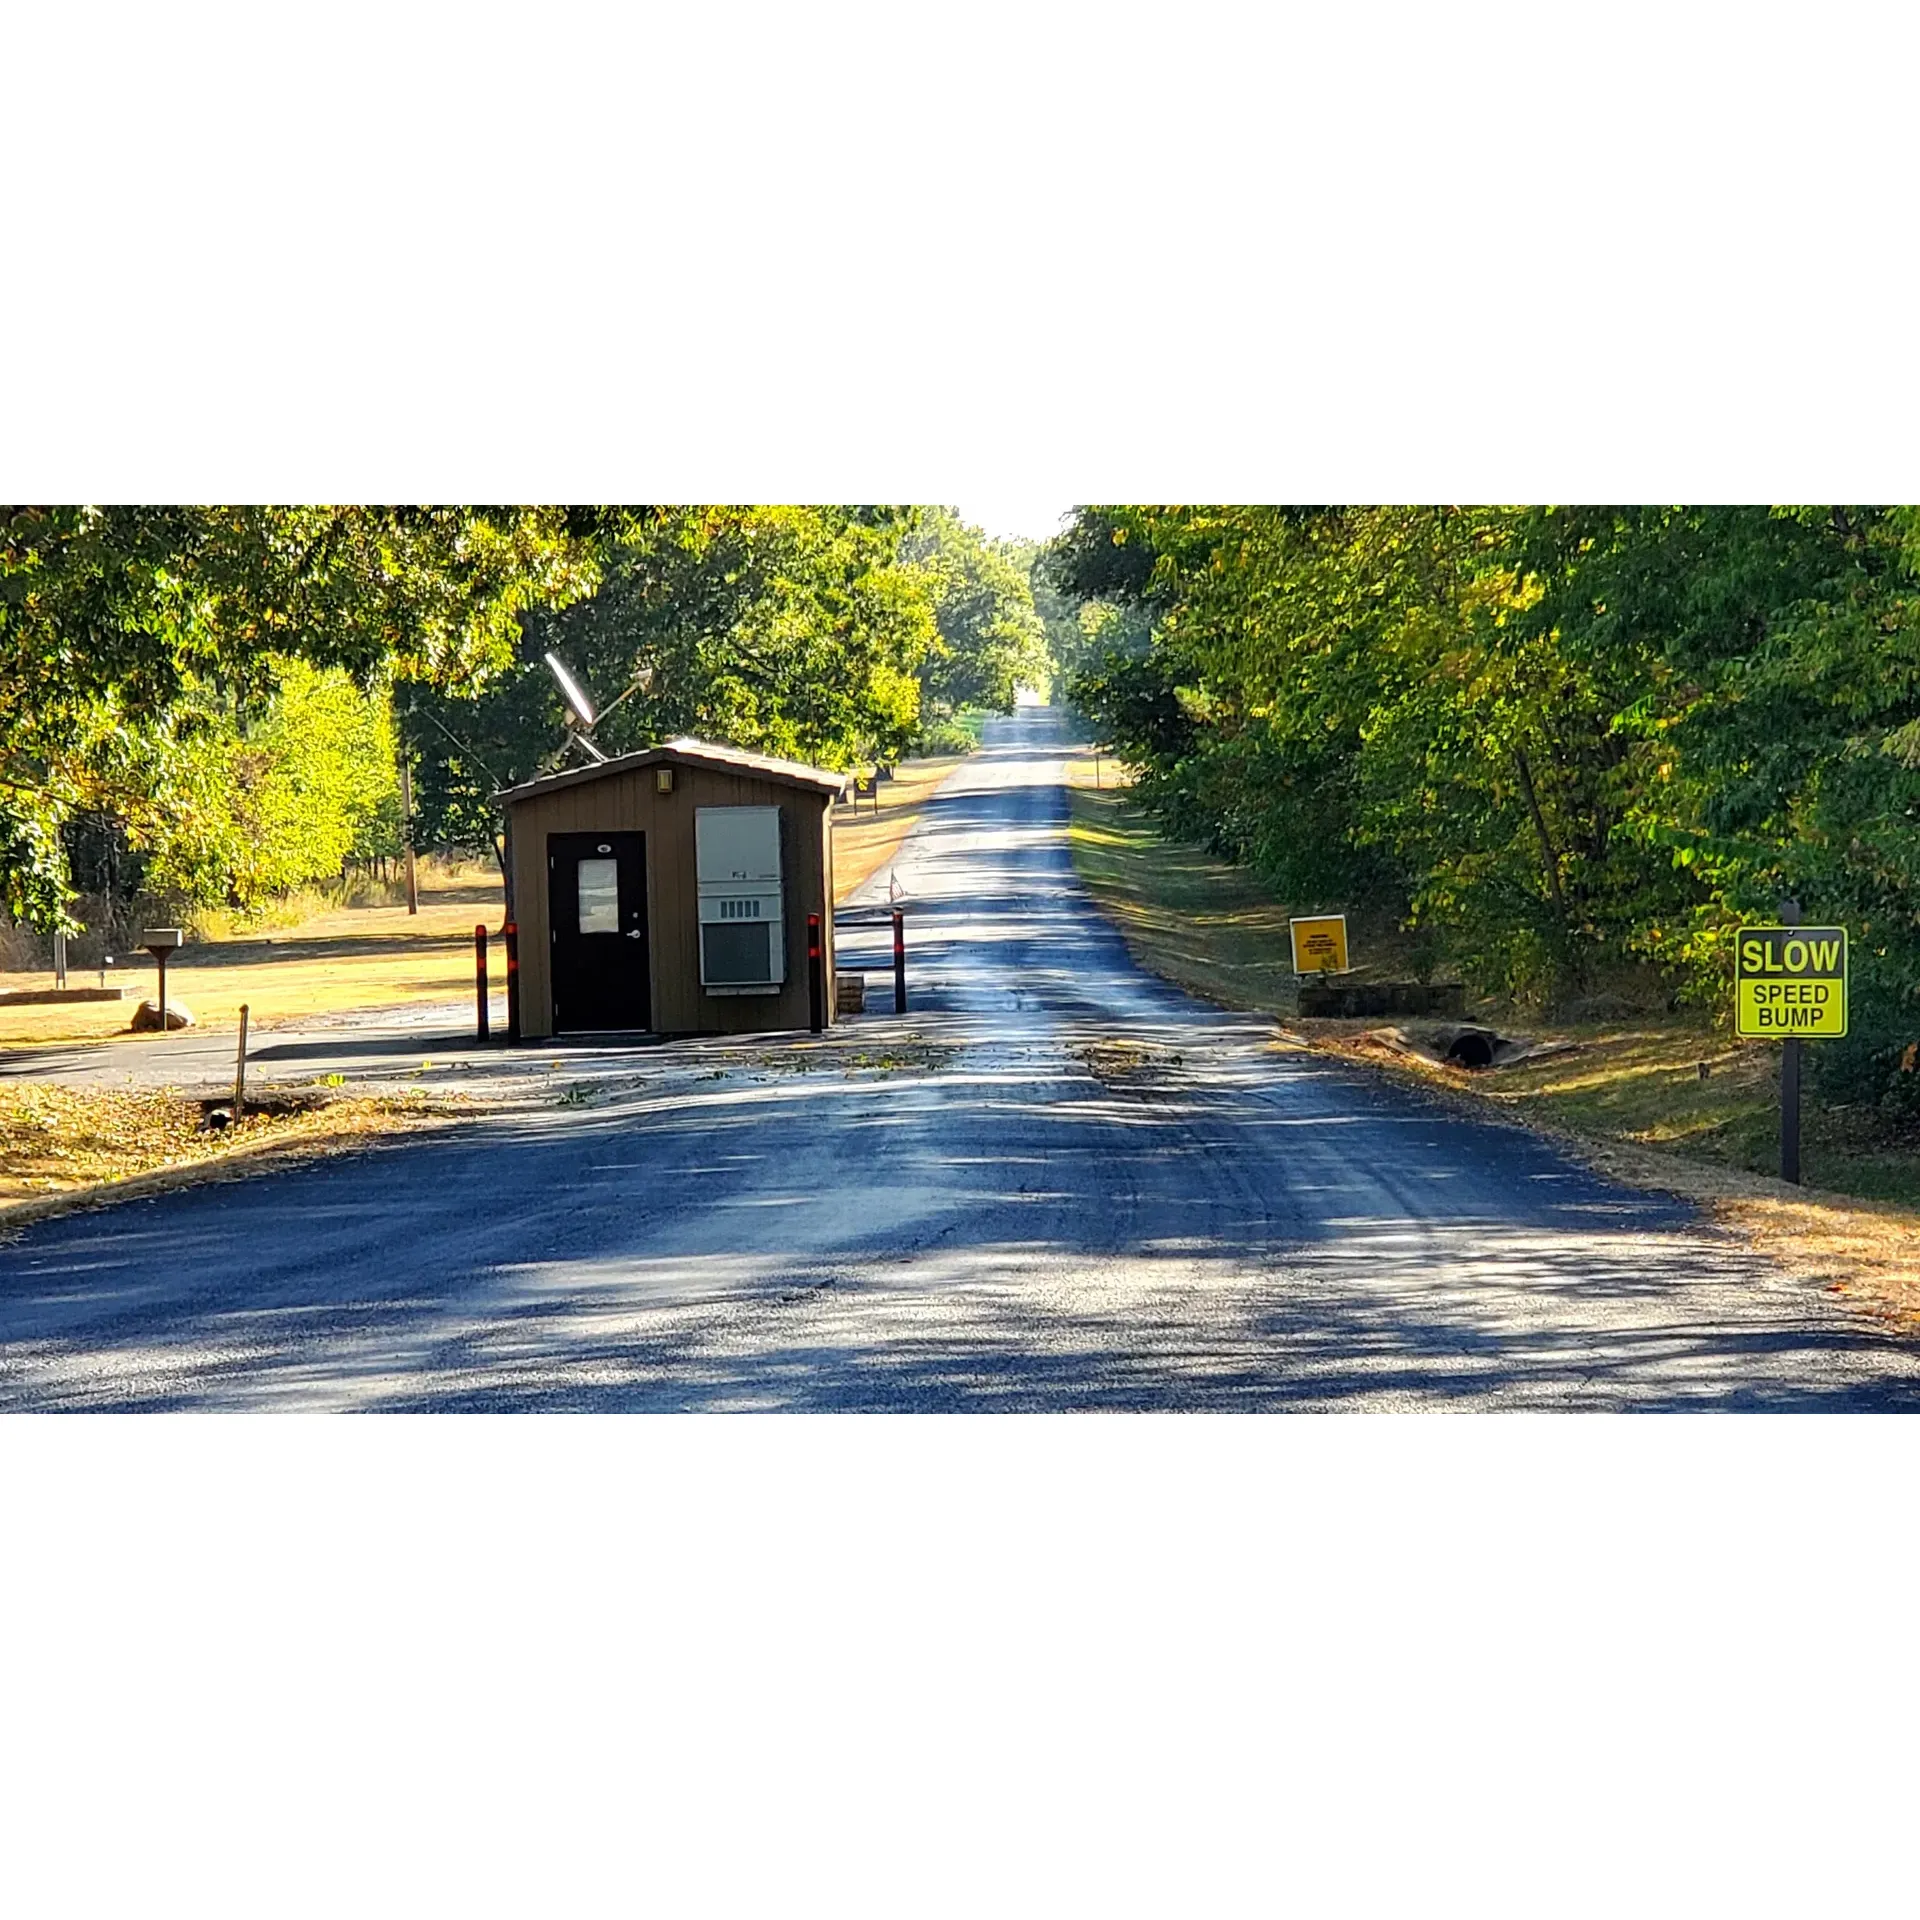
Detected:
left=0, top=865, right=506, bottom=1048
left=0, top=1082, right=438, bottom=1220
left=832, top=754, right=968, bottom=902
left=1066, top=785, right=1426, bottom=1019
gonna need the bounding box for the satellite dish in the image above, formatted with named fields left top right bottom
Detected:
left=543, top=652, right=597, bottom=729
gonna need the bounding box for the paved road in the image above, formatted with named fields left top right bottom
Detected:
left=4, top=707, right=1918, bottom=1410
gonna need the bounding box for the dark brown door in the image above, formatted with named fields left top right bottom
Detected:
left=549, top=832, right=650, bottom=1032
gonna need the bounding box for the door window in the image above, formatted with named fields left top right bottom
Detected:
left=577, top=857, right=620, bottom=933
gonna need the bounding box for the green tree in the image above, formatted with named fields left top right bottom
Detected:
left=132, top=660, right=402, bottom=908
left=1046, top=503, right=1920, bottom=1019
left=1, top=505, right=595, bottom=928
left=902, top=508, right=1051, bottom=720
left=405, top=505, right=938, bottom=868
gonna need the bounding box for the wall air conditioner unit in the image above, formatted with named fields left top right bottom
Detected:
left=695, top=805, right=786, bottom=993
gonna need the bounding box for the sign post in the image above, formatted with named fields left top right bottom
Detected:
left=1734, top=904, right=1846, bottom=1185
left=1288, top=914, right=1350, bottom=977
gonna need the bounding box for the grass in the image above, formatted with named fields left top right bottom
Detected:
left=0, top=1082, right=435, bottom=1222
left=0, top=754, right=974, bottom=1056
left=1065, top=778, right=1920, bottom=1321
left=1065, top=780, right=1427, bottom=1018
left=831, top=752, right=969, bottom=902
left=0, top=861, right=507, bottom=1048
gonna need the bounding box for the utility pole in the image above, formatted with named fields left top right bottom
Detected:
left=398, top=751, right=419, bottom=915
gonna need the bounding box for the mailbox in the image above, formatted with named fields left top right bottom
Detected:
left=140, top=927, right=184, bottom=1034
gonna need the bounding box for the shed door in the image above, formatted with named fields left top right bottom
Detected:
left=549, top=832, right=650, bottom=1032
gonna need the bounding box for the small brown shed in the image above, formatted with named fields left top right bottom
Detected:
left=499, top=737, right=845, bottom=1039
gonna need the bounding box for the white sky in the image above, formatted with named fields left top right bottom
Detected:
left=951, top=500, right=1077, bottom=546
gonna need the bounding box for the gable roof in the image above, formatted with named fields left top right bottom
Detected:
left=498, top=736, right=848, bottom=806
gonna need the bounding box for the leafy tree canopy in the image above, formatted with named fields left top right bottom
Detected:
left=405, top=505, right=938, bottom=862
left=1051, top=505, right=1920, bottom=1032
left=902, top=508, right=1051, bottom=717
left=1, top=505, right=594, bottom=927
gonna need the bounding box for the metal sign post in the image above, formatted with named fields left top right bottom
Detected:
left=1735, top=901, right=1847, bottom=1186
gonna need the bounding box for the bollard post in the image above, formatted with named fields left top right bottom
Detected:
left=807, top=911, right=824, bottom=1034
left=892, top=907, right=907, bottom=1014
left=475, top=923, right=490, bottom=1042
left=504, top=919, right=521, bottom=1041
left=233, top=1003, right=250, bottom=1119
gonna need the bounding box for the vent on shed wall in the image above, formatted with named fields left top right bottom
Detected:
left=695, top=806, right=785, bottom=991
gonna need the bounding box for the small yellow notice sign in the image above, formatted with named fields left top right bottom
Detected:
left=1735, top=926, right=1848, bottom=1039
left=1289, top=914, right=1349, bottom=976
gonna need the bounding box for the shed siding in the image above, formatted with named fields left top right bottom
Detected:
left=509, top=762, right=835, bottom=1039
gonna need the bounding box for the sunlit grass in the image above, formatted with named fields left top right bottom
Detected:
left=831, top=753, right=969, bottom=901
left=1066, top=784, right=1920, bottom=1210
left=0, top=1083, right=430, bottom=1215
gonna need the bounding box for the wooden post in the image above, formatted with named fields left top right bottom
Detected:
left=892, top=908, right=907, bottom=1015
left=233, top=1003, right=250, bottom=1119
left=399, top=754, right=419, bottom=915
left=156, top=950, right=169, bottom=1033
left=476, top=924, right=490, bottom=1041
left=1780, top=897, right=1802, bottom=1185
left=53, top=929, right=68, bottom=989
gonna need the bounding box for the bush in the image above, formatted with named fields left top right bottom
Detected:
left=916, top=720, right=979, bottom=756
left=1809, top=976, right=1920, bottom=1123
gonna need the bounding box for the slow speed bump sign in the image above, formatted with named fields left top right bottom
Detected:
left=1735, top=926, right=1848, bottom=1038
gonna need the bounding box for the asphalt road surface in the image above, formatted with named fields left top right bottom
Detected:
left=4, top=707, right=1919, bottom=1411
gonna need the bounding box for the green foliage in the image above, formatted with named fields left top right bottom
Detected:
left=916, top=719, right=980, bottom=756
left=902, top=508, right=1051, bottom=716
left=136, top=660, right=402, bottom=908
left=1, top=505, right=595, bottom=928
left=1051, top=505, right=1920, bottom=1051
left=406, top=506, right=938, bottom=858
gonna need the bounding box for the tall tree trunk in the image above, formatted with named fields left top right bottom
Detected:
left=1514, top=749, right=1569, bottom=915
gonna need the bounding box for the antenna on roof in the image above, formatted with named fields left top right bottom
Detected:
left=543, top=652, right=597, bottom=730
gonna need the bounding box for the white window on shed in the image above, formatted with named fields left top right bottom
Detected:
left=695, top=805, right=782, bottom=885
left=695, top=806, right=785, bottom=990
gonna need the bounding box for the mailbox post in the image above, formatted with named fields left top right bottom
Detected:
left=140, top=928, right=183, bottom=1033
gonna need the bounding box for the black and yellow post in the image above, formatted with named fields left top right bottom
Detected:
left=1735, top=901, right=1848, bottom=1186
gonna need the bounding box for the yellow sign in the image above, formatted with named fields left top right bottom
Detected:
left=1289, top=914, right=1349, bottom=976
left=1735, top=926, right=1848, bottom=1039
